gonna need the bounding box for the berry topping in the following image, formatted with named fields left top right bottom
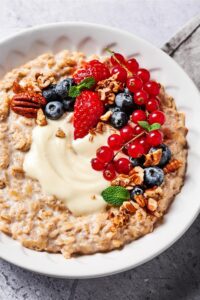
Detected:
left=96, top=146, right=114, bottom=163
left=110, top=111, right=128, bottom=129
left=137, top=68, right=150, bottom=83
left=148, top=110, right=166, bottom=125
left=128, top=142, right=145, bottom=158
left=63, top=98, right=75, bottom=111
left=73, top=60, right=110, bottom=84
left=126, top=58, right=139, bottom=74
left=134, top=90, right=149, bottom=105
left=73, top=91, right=104, bottom=139
left=146, top=98, right=160, bottom=112
left=45, top=101, right=64, bottom=120
left=114, top=158, right=131, bottom=174
left=42, top=84, right=57, bottom=102
left=149, top=144, right=171, bottom=167
left=144, top=167, right=164, bottom=187
left=91, top=158, right=105, bottom=171
left=115, top=89, right=134, bottom=113
left=129, top=156, right=145, bottom=167
left=130, top=186, right=144, bottom=200
left=107, top=134, right=123, bottom=150
left=111, top=65, right=127, bottom=83
left=103, top=163, right=116, bottom=181
left=126, top=76, right=143, bottom=93
left=120, top=125, right=134, bottom=142
left=131, top=109, right=147, bottom=124
left=146, top=130, right=163, bottom=147
left=55, top=78, right=74, bottom=99
left=133, top=124, right=144, bottom=135
left=110, top=52, right=126, bottom=66
left=144, top=81, right=160, bottom=96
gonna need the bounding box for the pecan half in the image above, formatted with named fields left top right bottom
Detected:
left=163, top=159, right=182, bottom=174
left=10, top=92, right=47, bottom=118
left=144, top=149, right=162, bottom=167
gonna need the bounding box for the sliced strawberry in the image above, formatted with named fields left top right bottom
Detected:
left=73, top=91, right=104, bottom=139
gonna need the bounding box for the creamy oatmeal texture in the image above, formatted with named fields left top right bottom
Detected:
left=0, top=50, right=187, bottom=258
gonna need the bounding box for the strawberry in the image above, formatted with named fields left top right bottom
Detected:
left=73, top=91, right=104, bottom=139
left=73, top=60, right=110, bottom=84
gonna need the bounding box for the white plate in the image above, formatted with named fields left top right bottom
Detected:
left=0, top=22, right=199, bottom=279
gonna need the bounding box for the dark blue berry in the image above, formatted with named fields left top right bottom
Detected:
left=130, top=186, right=144, bottom=200
left=144, top=167, right=164, bottom=187
left=45, top=101, right=64, bottom=120
left=149, top=144, right=171, bottom=167
left=110, top=111, right=128, bottom=129
left=42, top=84, right=58, bottom=102
left=109, top=106, right=121, bottom=113
left=63, top=98, right=75, bottom=112
left=129, top=156, right=145, bottom=167
left=55, top=78, right=74, bottom=100
left=115, top=88, right=135, bottom=114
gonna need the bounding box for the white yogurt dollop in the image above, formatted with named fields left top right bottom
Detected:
left=23, top=115, right=112, bottom=216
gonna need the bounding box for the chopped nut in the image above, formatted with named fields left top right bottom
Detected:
left=55, top=128, right=66, bottom=138
left=163, top=159, right=182, bottom=174
left=120, top=201, right=137, bottom=213
left=35, top=72, right=56, bottom=89
left=134, top=194, right=147, bottom=208
left=147, top=198, right=158, bottom=212
left=95, top=75, right=122, bottom=104
left=100, top=110, right=112, bottom=121
left=36, top=109, right=47, bottom=126
left=144, top=186, right=163, bottom=200
left=144, top=149, right=162, bottom=167
left=11, top=166, right=25, bottom=178
left=0, top=180, right=6, bottom=189
left=129, top=166, right=144, bottom=185
left=111, top=174, right=131, bottom=187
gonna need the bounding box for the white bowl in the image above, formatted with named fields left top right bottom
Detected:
left=0, top=22, right=199, bottom=279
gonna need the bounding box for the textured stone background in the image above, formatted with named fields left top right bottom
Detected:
left=1, top=1, right=200, bottom=299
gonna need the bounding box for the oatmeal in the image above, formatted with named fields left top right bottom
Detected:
left=0, top=49, right=187, bottom=258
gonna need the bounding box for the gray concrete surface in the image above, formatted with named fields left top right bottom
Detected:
left=1, top=1, right=200, bottom=299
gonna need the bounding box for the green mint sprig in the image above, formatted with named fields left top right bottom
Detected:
left=68, top=77, right=96, bottom=98
left=138, top=121, right=161, bottom=132
left=101, top=186, right=130, bottom=206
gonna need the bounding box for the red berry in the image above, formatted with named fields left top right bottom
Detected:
left=131, top=109, right=147, bottom=124
left=148, top=110, right=166, bottom=125
left=146, top=98, right=160, bottom=112
left=137, top=68, right=150, bottom=83
left=74, top=91, right=104, bottom=139
left=137, top=136, right=149, bottom=153
left=146, top=130, right=163, bottom=146
left=134, top=90, right=149, bottom=105
left=73, top=60, right=110, bottom=84
left=120, top=125, right=134, bottom=142
left=128, top=142, right=145, bottom=158
left=111, top=65, right=127, bottom=82
left=114, top=158, right=131, bottom=174
left=107, top=134, right=123, bottom=150
left=126, top=58, right=139, bottom=74
left=103, top=163, right=116, bottom=181
left=144, top=81, right=160, bottom=96
left=91, top=158, right=105, bottom=171
left=110, top=52, right=126, bottom=66
left=126, top=76, right=143, bottom=93
left=133, top=125, right=144, bottom=135
left=96, top=146, right=114, bottom=163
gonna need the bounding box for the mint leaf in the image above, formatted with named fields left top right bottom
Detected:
left=138, top=121, right=150, bottom=132
left=149, top=123, right=161, bottom=131
left=101, top=186, right=130, bottom=206
left=68, top=77, right=96, bottom=98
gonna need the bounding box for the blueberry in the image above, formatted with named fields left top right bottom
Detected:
left=144, top=167, right=164, bottom=187
left=149, top=144, right=171, bottom=167
left=42, top=84, right=58, bottom=102
left=45, top=101, right=64, bottom=120
left=110, top=111, right=128, bottom=129
left=63, top=98, right=75, bottom=112
left=108, top=106, right=122, bottom=113
left=130, top=185, right=144, bottom=200
left=129, top=156, right=145, bottom=167
left=115, top=88, right=135, bottom=114
left=55, top=78, right=74, bottom=99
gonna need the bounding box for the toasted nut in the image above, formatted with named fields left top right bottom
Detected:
left=120, top=201, right=137, bottom=213
left=55, top=128, right=66, bottom=138
left=134, top=194, right=147, bottom=208
left=144, top=186, right=163, bottom=200
left=147, top=198, right=158, bottom=212
left=35, top=72, right=56, bottom=89
left=0, top=180, right=6, bottom=189
left=144, top=149, right=162, bottom=167
left=36, top=109, right=47, bottom=126
left=96, top=75, right=122, bottom=104
left=100, top=110, right=112, bottom=121
left=163, top=159, right=182, bottom=174
left=129, top=166, right=144, bottom=185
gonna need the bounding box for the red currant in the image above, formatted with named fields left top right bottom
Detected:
left=128, top=142, right=145, bottom=158
left=144, top=81, right=160, bottom=96
left=146, top=130, right=163, bottom=146
left=103, top=163, right=116, bottom=181
left=148, top=110, right=166, bottom=125
left=131, top=109, right=147, bottom=124
left=107, top=134, right=123, bottom=150
left=126, top=76, right=143, bottom=93
left=137, top=136, right=150, bottom=153
left=134, top=90, right=149, bottom=105
left=126, top=58, right=139, bottom=74
left=137, top=68, right=150, bottom=83
left=110, top=52, right=126, bottom=66
left=91, top=158, right=105, bottom=171
left=133, top=125, right=144, bottom=135
left=114, top=158, right=131, bottom=174
left=111, top=65, right=127, bottom=83
left=120, top=125, right=134, bottom=142
left=96, top=146, right=114, bottom=163
left=146, top=98, right=160, bottom=112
